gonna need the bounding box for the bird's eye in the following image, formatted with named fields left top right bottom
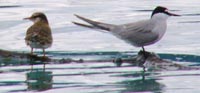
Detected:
left=33, top=16, right=37, bottom=18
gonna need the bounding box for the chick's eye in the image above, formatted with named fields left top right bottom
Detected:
left=33, top=16, right=37, bottom=18
left=32, top=15, right=39, bottom=18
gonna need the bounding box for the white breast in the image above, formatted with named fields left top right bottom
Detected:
left=151, top=13, right=169, bottom=40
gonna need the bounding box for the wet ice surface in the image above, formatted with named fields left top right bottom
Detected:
left=1, top=0, right=200, bottom=93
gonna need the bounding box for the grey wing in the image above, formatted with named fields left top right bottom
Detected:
left=123, top=20, right=154, bottom=33
left=116, top=20, right=159, bottom=46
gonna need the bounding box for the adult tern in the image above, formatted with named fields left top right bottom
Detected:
left=72, top=6, right=180, bottom=65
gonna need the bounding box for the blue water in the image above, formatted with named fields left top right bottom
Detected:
left=0, top=0, right=200, bottom=93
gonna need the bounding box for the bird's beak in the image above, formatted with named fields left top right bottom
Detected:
left=166, top=10, right=181, bottom=16
left=23, top=17, right=31, bottom=20
left=168, top=12, right=181, bottom=16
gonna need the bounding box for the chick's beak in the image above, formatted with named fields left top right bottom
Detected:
left=23, top=17, right=31, bottom=20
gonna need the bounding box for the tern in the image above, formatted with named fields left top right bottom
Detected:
left=24, top=12, right=53, bottom=57
left=72, top=6, right=180, bottom=65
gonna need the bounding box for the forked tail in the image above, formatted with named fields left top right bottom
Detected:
left=72, top=14, right=116, bottom=31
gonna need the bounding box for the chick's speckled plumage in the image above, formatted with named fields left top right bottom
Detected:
left=24, top=12, right=53, bottom=56
left=25, top=21, right=52, bottom=48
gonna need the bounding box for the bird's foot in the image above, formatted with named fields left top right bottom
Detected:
left=131, top=51, right=157, bottom=67
left=27, top=54, right=50, bottom=62
left=138, top=50, right=151, bottom=58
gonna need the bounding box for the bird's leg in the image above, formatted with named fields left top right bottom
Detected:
left=141, top=46, right=147, bottom=72
left=42, top=49, right=45, bottom=57
left=30, top=48, right=34, bottom=71
left=142, top=46, right=148, bottom=59
left=31, top=48, right=33, bottom=55
left=42, top=48, right=46, bottom=71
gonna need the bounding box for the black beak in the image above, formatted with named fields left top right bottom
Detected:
left=166, top=11, right=181, bottom=16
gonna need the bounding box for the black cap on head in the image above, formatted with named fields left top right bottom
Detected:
left=151, top=6, right=180, bottom=18
left=151, top=6, right=167, bottom=17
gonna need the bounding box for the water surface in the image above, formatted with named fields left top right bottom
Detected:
left=0, top=0, right=200, bottom=93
